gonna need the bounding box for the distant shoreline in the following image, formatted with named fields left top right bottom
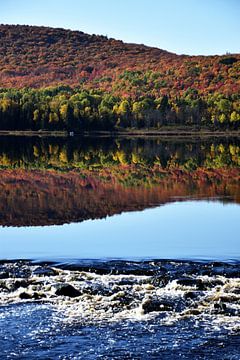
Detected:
left=0, top=128, right=240, bottom=138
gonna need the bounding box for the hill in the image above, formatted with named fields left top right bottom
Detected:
left=0, top=24, right=239, bottom=96
left=0, top=24, right=175, bottom=90
left=0, top=24, right=239, bottom=131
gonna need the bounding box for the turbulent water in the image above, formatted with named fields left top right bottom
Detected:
left=1, top=260, right=240, bottom=359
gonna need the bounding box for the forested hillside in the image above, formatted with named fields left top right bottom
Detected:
left=0, top=24, right=239, bottom=131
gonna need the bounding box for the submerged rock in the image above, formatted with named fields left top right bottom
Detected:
left=19, top=292, right=32, bottom=300
left=142, top=298, right=173, bottom=314
left=55, top=284, right=81, bottom=298
left=19, top=291, right=46, bottom=300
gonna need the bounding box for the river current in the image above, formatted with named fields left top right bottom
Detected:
left=1, top=259, right=240, bottom=359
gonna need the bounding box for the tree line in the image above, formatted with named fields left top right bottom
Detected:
left=0, top=86, right=239, bottom=131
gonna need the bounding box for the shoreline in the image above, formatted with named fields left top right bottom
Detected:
left=0, top=128, right=240, bottom=138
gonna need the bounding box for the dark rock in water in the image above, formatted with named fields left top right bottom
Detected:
left=177, top=278, right=205, bottom=290
left=13, top=280, right=28, bottom=290
left=142, top=298, right=173, bottom=314
left=55, top=284, right=81, bottom=298
left=19, top=292, right=32, bottom=299
left=0, top=271, right=10, bottom=279
left=214, top=302, right=227, bottom=310
left=19, top=291, right=46, bottom=300
left=32, top=292, right=46, bottom=300
left=184, top=291, right=202, bottom=300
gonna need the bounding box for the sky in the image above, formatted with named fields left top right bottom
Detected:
left=1, top=0, right=239, bottom=55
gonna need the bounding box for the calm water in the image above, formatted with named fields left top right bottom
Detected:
left=0, top=136, right=239, bottom=359
left=1, top=201, right=240, bottom=261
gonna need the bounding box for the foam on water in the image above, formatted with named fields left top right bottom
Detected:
left=0, top=260, right=240, bottom=328
left=1, top=260, right=240, bottom=359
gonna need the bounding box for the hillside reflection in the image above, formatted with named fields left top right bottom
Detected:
left=0, top=136, right=239, bottom=226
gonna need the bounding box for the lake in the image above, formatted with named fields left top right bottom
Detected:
left=0, top=135, right=240, bottom=359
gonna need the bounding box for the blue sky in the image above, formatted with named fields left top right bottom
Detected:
left=1, top=0, right=239, bottom=55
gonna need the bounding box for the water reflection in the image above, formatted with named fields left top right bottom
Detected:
left=0, top=135, right=239, bottom=170
left=1, top=201, right=240, bottom=261
left=0, top=136, right=239, bottom=227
